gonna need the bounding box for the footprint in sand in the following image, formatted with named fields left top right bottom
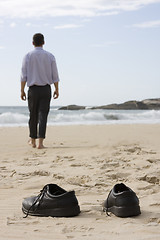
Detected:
left=64, top=156, right=75, bottom=161
left=100, top=161, right=119, bottom=169
left=18, top=170, right=50, bottom=179
left=122, top=145, right=142, bottom=155
left=52, top=173, right=64, bottom=179
left=138, top=173, right=160, bottom=184
left=147, top=159, right=160, bottom=164
left=147, top=217, right=160, bottom=226
left=70, top=164, right=82, bottom=167
left=67, top=175, right=91, bottom=186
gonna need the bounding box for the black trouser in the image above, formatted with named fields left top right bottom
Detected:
left=28, top=85, right=51, bottom=139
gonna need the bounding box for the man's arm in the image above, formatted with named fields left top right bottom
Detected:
left=51, top=55, right=60, bottom=99
left=21, top=81, right=27, bottom=101
left=53, top=82, right=59, bottom=99
left=20, top=54, right=28, bottom=101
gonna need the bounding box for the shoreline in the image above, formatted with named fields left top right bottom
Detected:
left=0, top=124, right=160, bottom=239
left=1, top=121, right=160, bottom=128
left=1, top=107, right=160, bottom=126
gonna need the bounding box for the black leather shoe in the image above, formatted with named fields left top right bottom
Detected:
left=103, top=183, right=141, bottom=217
left=22, top=184, right=80, bottom=218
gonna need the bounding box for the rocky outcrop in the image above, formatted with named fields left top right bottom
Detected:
left=91, top=101, right=148, bottom=110
left=91, top=99, right=160, bottom=110
left=58, top=99, right=160, bottom=110
left=142, top=98, right=160, bottom=110
left=58, top=105, right=86, bottom=110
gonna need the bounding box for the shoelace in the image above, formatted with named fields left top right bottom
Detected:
left=103, top=189, right=112, bottom=216
left=23, top=185, right=48, bottom=218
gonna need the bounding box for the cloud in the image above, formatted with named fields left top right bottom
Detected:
left=26, top=23, right=32, bottom=27
left=10, top=22, right=16, bottom=28
left=54, top=24, right=83, bottom=29
left=132, top=20, right=160, bottom=28
left=0, top=46, right=5, bottom=49
left=25, top=22, right=42, bottom=27
left=25, top=22, right=50, bottom=28
left=0, top=0, right=160, bottom=18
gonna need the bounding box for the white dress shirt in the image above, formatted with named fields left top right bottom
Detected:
left=21, top=47, right=59, bottom=87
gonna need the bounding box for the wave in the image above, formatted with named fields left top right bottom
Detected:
left=48, top=109, right=160, bottom=125
left=0, top=109, right=160, bottom=126
left=49, top=111, right=107, bottom=124
left=0, top=112, right=28, bottom=126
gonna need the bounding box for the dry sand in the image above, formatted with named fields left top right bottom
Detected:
left=0, top=124, right=160, bottom=240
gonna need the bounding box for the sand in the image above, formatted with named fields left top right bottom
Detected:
left=0, top=124, right=160, bottom=240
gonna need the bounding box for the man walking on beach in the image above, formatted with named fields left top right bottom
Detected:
left=20, top=33, right=60, bottom=149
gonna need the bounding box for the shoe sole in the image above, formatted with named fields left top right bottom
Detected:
left=22, top=205, right=80, bottom=217
left=105, top=205, right=141, bottom=217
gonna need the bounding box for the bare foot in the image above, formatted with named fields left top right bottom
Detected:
left=37, top=144, right=45, bottom=149
left=28, top=138, right=36, bottom=148
left=37, top=138, right=45, bottom=149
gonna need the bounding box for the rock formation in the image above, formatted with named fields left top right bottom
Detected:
left=58, top=98, right=160, bottom=110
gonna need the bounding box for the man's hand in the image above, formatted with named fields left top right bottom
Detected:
left=53, top=89, right=59, bottom=99
left=21, top=81, right=26, bottom=101
left=21, top=91, right=26, bottom=101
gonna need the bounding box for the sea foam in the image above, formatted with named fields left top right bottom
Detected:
left=0, top=112, right=28, bottom=126
left=0, top=107, right=160, bottom=126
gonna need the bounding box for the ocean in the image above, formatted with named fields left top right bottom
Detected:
left=0, top=106, right=160, bottom=127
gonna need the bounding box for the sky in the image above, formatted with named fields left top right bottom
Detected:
left=0, top=0, right=160, bottom=107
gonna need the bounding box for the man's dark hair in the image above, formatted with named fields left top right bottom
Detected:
left=33, top=33, right=44, bottom=46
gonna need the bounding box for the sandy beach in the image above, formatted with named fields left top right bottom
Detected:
left=0, top=124, right=160, bottom=240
